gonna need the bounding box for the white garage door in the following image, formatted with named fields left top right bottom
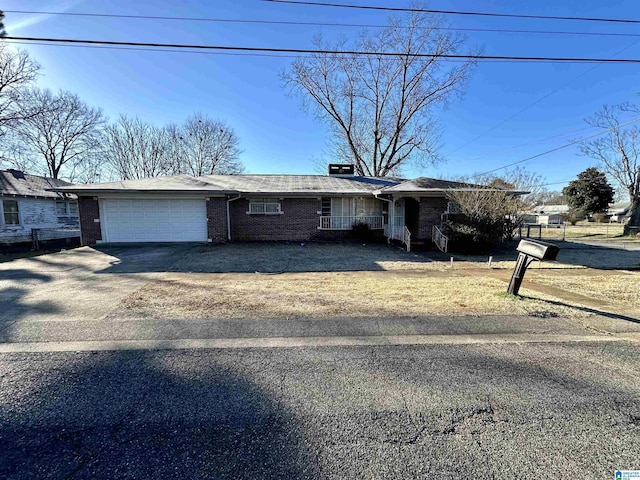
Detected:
left=102, top=199, right=207, bottom=242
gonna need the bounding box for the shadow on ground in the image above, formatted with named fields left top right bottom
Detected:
left=0, top=269, right=60, bottom=342
left=2, top=344, right=640, bottom=478
left=440, top=239, right=640, bottom=271
left=0, top=350, right=317, bottom=480
left=94, top=242, right=435, bottom=274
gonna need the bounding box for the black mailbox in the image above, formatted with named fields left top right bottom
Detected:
left=507, top=239, right=560, bottom=295
left=516, top=239, right=559, bottom=261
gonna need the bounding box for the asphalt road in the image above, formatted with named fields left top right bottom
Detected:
left=1, top=342, right=639, bottom=479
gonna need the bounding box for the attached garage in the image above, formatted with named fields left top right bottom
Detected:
left=101, top=198, right=207, bottom=243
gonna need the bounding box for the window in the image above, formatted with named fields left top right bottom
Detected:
left=56, top=201, right=79, bottom=221
left=2, top=199, right=20, bottom=225
left=330, top=197, right=353, bottom=217
left=321, top=197, right=331, bottom=216
left=56, top=201, right=68, bottom=216
left=248, top=198, right=282, bottom=214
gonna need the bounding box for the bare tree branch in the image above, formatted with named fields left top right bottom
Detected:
left=581, top=104, right=640, bottom=230
left=6, top=88, right=103, bottom=180
left=283, top=7, right=475, bottom=176
left=0, top=43, right=41, bottom=139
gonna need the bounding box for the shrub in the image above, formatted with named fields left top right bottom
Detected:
left=562, top=208, right=587, bottom=226
left=592, top=212, right=607, bottom=223
left=350, top=222, right=374, bottom=242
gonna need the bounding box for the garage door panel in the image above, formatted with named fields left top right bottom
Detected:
left=102, top=199, right=207, bottom=243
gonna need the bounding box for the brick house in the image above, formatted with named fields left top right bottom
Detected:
left=54, top=165, right=472, bottom=250
left=1, top=169, right=79, bottom=246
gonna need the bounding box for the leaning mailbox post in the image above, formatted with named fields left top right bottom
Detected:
left=507, top=239, right=560, bottom=295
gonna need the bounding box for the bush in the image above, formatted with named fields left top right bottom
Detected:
left=444, top=219, right=502, bottom=254
left=562, top=208, right=586, bottom=226
left=350, top=222, right=374, bottom=242
left=592, top=212, right=607, bottom=223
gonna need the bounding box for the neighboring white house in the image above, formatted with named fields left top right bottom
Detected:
left=607, top=202, right=631, bottom=224
left=0, top=169, right=80, bottom=245
left=525, top=204, right=569, bottom=225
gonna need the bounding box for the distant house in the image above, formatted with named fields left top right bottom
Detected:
left=525, top=204, right=569, bottom=225
left=52, top=165, right=519, bottom=251
left=607, top=202, right=631, bottom=223
left=0, top=169, right=80, bottom=246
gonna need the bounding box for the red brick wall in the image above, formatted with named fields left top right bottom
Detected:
left=229, top=198, right=323, bottom=241
left=207, top=197, right=228, bottom=242
left=417, top=197, right=448, bottom=241
left=78, top=197, right=102, bottom=246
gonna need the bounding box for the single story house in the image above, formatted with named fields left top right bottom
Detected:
left=53, top=165, right=500, bottom=250
left=1, top=169, right=80, bottom=245
left=607, top=202, right=631, bottom=223
left=525, top=204, right=569, bottom=225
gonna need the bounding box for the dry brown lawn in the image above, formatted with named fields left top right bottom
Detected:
left=121, top=272, right=589, bottom=320
left=530, top=271, right=640, bottom=310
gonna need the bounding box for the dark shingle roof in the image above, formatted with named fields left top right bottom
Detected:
left=52, top=173, right=516, bottom=196
left=382, top=177, right=475, bottom=193
left=0, top=170, right=75, bottom=199
left=53, top=174, right=404, bottom=195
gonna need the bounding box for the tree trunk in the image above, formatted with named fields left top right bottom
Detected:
left=623, top=197, right=640, bottom=235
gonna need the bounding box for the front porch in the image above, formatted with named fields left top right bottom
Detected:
left=319, top=215, right=384, bottom=230
left=315, top=195, right=450, bottom=252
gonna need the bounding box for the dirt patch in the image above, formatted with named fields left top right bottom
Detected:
left=119, top=272, right=590, bottom=320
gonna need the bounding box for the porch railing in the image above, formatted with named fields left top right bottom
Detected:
left=385, top=224, right=411, bottom=252
left=432, top=225, right=449, bottom=253
left=319, top=215, right=384, bottom=230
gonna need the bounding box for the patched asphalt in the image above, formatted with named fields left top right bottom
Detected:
left=1, top=342, right=639, bottom=479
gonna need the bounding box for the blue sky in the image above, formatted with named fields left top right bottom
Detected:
left=3, top=0, right=640, bottom=190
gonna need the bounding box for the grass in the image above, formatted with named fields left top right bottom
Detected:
left=533, top=223, right=625, bottom=240
left=530, top=271, right=640, bottom=311
left=120, top=272, right=589, bottom=320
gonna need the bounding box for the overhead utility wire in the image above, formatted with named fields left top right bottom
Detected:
left=5, top=9, right=640, bottom=38
left=6, top=36, right=640, bottom=63
left=263, top=0, right=640, bottom=25
left=477, top=116, right=640, bottom=175
left=5, top=40, right=614, bottom=64
left=447, top=37, right=640, bottom=156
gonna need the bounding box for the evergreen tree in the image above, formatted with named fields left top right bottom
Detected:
left=562, top=167, right=615, bottom=215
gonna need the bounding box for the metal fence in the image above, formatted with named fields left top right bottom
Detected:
left=518, top=223, right=625, bottom=241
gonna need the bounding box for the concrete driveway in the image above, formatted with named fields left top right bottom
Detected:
left=0, top=244, right=193, bottom=342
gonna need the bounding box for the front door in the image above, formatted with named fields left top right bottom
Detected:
left=404, top=198, right=420, bottom=236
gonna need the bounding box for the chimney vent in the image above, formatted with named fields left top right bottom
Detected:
left=328, top=164, right=355, bottom=176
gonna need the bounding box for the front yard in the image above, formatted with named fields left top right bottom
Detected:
left=119, top=271, right=586, bottom=320
left=111, top=240, right=640, bottom=322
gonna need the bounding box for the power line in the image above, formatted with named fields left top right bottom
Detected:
left=11, top=40, right=617, bottom=65
left=263, top=0, right=640, bottom=25
left=477, top=116, right=640, bottom=175
left=5, top=9, right=640, bottom=39
left=538, top=178, right=575, bottom=187
left=6, top=36, right=640, bottom=63
left=446, top=37, right=640, bottom=156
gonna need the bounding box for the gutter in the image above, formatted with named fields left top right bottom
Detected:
left=226, top=195, right=242, bottom=241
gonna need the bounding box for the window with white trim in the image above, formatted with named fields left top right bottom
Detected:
left=2, top=199, right=20, bottom=225
left=248, top=198, right=282, bottom=214
left=56, top=200, right=80, bottom=222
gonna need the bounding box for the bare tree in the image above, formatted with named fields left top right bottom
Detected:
left=103, top=115, right=173, bottom=180
left=171, top=112, right=243, bottom=176
left=445, top=168, right=544, bottom=245
left=581, top=104, right=640, bottom=232
left=283, top=8, right=475, bottom=177
left=9, top=88, right=104, bottom=179
left=0, top=43, right=41, bottom=139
